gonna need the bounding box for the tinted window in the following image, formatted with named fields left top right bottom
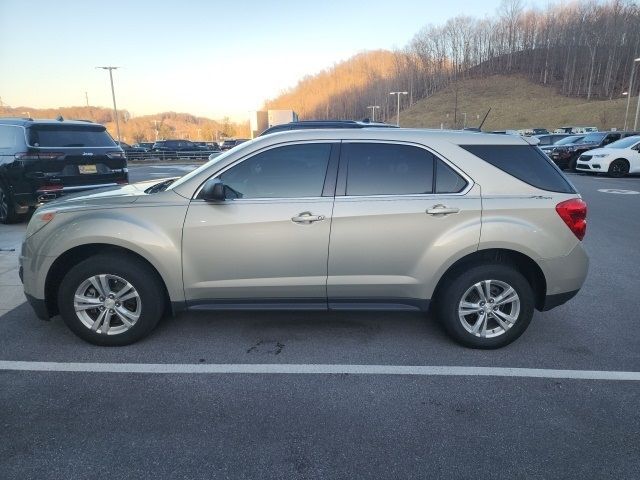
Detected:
left=0, top=126, right=22, bottom=149
left=436, top=159, right=467, bottom=193
left=344, top=143, right=433, bottom=195
left=461, top=144, right=575, bottom=193
left=219, top=143, right=331, bottom=198
left=28, top=125, right=116, bottom=147
left=582, top=132, right=606, bottom=143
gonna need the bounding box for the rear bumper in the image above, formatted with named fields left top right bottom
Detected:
left=15, top=179, right=127, bottom=207
left=537, top=243, right=589, bottom=311
left=540, top=289, right=580, bottom=311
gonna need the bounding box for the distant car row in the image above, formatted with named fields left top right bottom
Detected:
left=532, top=131, right=640, bottom=176
left=116, top=139, right=250, bottom=155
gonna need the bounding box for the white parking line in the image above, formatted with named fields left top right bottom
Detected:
left=1, top=361, right=639, bottom=381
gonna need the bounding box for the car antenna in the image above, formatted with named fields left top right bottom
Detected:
left=477, top=108, right=491, bottom=131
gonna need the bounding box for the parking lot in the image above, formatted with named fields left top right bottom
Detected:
left=1, top=165, right=639, bottom=479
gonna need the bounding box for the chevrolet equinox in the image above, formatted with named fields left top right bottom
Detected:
left=20, top=129, right=589, bottom=348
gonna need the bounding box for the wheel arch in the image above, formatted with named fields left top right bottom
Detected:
left=44, top=244, right=174, bottom=317
left=431, top=248, right=547, bottom=311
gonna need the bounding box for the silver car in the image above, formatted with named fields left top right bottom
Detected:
left=20, top=129, right=589, bottom=348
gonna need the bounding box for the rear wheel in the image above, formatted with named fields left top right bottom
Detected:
left=58, top=254, right=165, bottom=346
left=435, top=264, right=535, bottom=349
left=0, top=183, right=23, bottom=224
left=608, top=159, right=629, bottom=178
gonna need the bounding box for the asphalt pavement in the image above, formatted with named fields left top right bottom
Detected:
left=1, top=165, right=639, bottom=479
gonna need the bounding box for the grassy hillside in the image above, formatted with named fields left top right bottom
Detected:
left=398, top=76, right=630, bottom=131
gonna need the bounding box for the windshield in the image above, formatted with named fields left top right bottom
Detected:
left=582, top=132, right=606, bottom=143
left=554, top=136, right=585, bottom=145
left=605, top=136, right=640, bottom=149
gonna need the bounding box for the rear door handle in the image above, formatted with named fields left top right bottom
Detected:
left=291, top=212, right=326, bottom=224
left=426, top=204, right=460, bottom=216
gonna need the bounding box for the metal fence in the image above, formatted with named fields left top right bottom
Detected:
left=124, top=150, right=222, bottom=162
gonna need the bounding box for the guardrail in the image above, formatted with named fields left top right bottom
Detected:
left=124, top=150, right=223, bottom=162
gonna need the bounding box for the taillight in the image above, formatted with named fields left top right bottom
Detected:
left=106, top=151, right=125, bottom=159
left=15, top=152, right=64, bottom=161
left=556, top=198, right=587, bottom=240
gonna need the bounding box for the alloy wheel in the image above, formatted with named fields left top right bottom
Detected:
left=458, top=279, right=520, bottom=338
left=73, top=274, right=141, bottom=335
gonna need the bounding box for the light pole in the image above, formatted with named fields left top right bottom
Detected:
left=462, top=112, right=468, bottom=129
left=367, top=105, right=380, bottom=122
left=624, top=57, right=640, bottom=130
left=96, top=66, right=122, bottom=142
left=390, top=91, right=408, bottom=126
left=152, top=120, right=160, bottom=141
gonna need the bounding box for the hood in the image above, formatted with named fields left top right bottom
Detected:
left=38, top=179, right=165, bottom=212
left=581, top=147, right=611, bottom=156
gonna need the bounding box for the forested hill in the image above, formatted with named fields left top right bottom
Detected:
left=0, top=105, right=250, bottom=143
left=264, top=1, right=640, bottom=124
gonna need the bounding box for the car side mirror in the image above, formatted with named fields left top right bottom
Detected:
left=199, top=179, right=226, bottom=202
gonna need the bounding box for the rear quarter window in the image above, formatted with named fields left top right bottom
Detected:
left=461, top=144, right=576, bottom=194
left=0, top=125, right=23, bottom=149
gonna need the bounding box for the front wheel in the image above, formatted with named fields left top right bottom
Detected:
left=58, top=254, right=165, bottom=346
left=608, top=159, right=629, bottom=178
left=435, top=264, right=535, bottom=349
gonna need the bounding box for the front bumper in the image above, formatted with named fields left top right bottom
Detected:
left=576, top=160, right=608, bottom=172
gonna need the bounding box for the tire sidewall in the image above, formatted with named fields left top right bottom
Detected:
left=438, top=264, right=535, bottom=349
left=608, top=159, right=628, bottom=178
left=58, top=254, right=164, bottom=346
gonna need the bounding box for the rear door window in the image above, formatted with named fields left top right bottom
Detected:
left=343, top=143, right=434, bottom=195
left=435, top=159, right=468, bottom=193
left=0, top=125, right=22, bottom=149
left=461, top=144, right=575, bottom=193
left=28, top=125, right=116, bottom=147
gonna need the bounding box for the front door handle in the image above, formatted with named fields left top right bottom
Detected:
left=426, top=204, right=460, bottom=216
left=291, top=212, right=326, bottom=224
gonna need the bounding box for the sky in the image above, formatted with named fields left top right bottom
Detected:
left=0, top=0, right=539, bottom=121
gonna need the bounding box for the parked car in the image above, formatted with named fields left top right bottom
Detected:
left=553, top=126, right=598, bottom=134
left=260, top=120, right=398, bottom=136
left=532, top=133, right=574, bottom=147
left=152, top=140, right=199, bottom=152
left=575, top=135, right=640, bottom=177
left=133, top=142, right=154, bottom=151
left=193, top=142, right=212, bottom=151
left=116, top=141, right=146, bottom=154
left=550, top=131, right=640, bottom=170
left=518, top=128, right=549, bottom=136
left=206, top=142, right=220, bottom=151
left=219, top=139, right=249, bottom=150
left=0, top=117, right=128, bottom=224
left=539, top=135, right=585, bottom=157
left=21, top=129, right=588, bottom=349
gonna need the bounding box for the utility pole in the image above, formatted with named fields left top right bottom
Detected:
left=454, top=83, right=459, bottom=128
left=152, top=120, right=160, bottom=141
left=96, top=66, right=122, bottom=142
left=624, top=58, right=640, bottom=130
left=85, top=91, right=89, bottom=107
left=389, top=92, right=408, bottom=127
left=367, top=105, right=380, bottom=122
left=462, top=112, right=467, bottom=129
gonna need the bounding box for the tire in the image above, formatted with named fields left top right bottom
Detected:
left=0, top=182, right=24, bottom=224
left=58, top=253, right=165, bottom=346
left=435, top=263, right=535, bottom=349
left=608, top=159, right=629, bottom=178
left=567, top=155, right=578, bottom=172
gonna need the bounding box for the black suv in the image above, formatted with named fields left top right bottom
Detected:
left=220, top=139, right=249, bottom=150
left=259, top=120, right=398, bottom=136
left=0, top=118, right=128, bottom=224
left=151, top=140, right=201, bottom=152
left=550, top=131, right=640, bottom=170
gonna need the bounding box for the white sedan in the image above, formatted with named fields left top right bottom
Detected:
left=576, top=135, right=640, bottom=177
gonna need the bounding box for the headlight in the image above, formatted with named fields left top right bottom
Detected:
left=25, top=211, right=56, bottom=238
left=592, top=154, right=608, bottom=158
